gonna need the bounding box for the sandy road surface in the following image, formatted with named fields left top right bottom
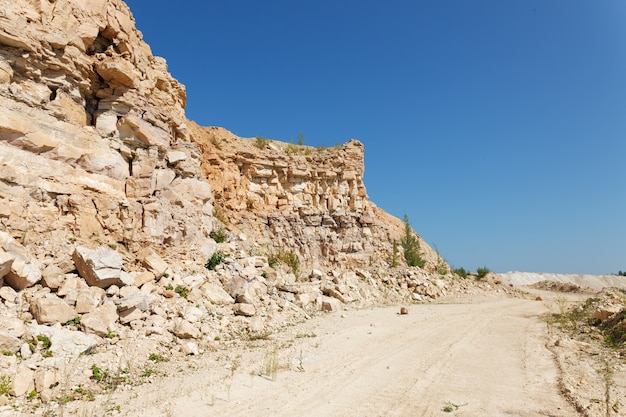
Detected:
left=68, top=295, right=577, bottom=417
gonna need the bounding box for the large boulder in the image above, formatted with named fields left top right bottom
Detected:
left=200, top=283, right=235, bottom=305
left=115, top=292, right=154, bottom=324
left=72, top=246, right=123, bottom=288
left=0, top=232, right=42, bottom=290
left=0, top=249, right=13, bottom=279
left=171, top=318, right=200, bottom=339
left=30, top=295, right=78, bottom=325
left=0, top=331, right=21, bottom=354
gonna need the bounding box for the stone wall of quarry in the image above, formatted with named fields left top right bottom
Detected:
left=0, top=0, right=443, bottom=277
left=0, top=0, right=215, bottom=269
left=191, top=125, right=442, bottom=272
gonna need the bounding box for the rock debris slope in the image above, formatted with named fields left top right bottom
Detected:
left=0, top=0, right=495, bottom=407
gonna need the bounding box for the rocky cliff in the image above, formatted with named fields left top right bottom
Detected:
left=190, top=124, right=441, bottom=272
left=0, top=0, right=215, bottom=265
left=0, top=0, right=441, bottom=281
left=0, top=0, right=488, bottom=406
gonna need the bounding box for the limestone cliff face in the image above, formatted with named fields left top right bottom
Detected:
left=0, top=0, right=440, bottom=280
left=190, top=125, right=441, bottom=272
left=0, top=0, right=214, bottom=267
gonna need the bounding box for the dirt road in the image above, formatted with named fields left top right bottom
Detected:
left=63, top=295, right=578, bottom=417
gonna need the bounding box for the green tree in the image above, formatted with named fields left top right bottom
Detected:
left=388, top=240, right=400, bottom=267
left=400, top=215, right=425, bottom=268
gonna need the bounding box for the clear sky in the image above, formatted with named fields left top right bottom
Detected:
left=124, top=0, right=625, bottom=275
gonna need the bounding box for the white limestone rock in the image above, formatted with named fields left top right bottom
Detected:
left=72, top=246, right=123, bottom=288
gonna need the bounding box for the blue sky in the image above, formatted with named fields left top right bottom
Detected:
left=124, top=0, right=626, bottom=274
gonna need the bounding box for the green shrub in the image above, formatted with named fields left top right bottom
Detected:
left=400, top=215, right=425, bottom=268
left=174, top=286, right=189, bottom=299
left=205, top=250, right=229, bottom=270
left=148, top=353, right=169, bottom=363
left=36, top=334, right=51, bottom=349
left=267, top=249, right=300, bottom=277
left=213, top=205, right=228, bottom=225
left=91, top=365, right=107, bottom=382
left=0, top=375, right=11, bottom=396
left=210, top=136, right=222, bottom=150
left=476, top=266, right=490, bottom=279
left=255, top=137, right=269, bottom=149
left=65, top=317, right=81, bottom=327
left=388, top=241, right=400, bottom=267
left=435, top=253, right=448, bottom=275
left=453, top=267, right=468, bottom=278
left=285, top=143, right=300, bottom=155
left=209, top=227, right=228, bottom=243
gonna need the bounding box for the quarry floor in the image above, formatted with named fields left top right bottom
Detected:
left=36, top=289, right=616, bottom=417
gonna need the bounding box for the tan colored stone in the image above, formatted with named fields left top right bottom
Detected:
left=136, top=247, right=169, bottom=278
left=0, top=250, right=14, bottom=279
left=119, top=113, right=170, bottom=150
left=34, top=370, right=58, bottom=393
left=172, top=318, right=200, bottom=339
left=0, top=232, right=42, bottom=290
left=72, top=246, right=123, bottom=288
left=134, top=271, right=156, bottom=287
left=75, top=289, right=100, bottom=314
left=47, top=90, right=89, bottom=126
left=95, top=57, right=138, bottom=87
left=593, top=304, right=623, bottom=321
left=321, top=296, right=341, bottom=312
left=118, top=307, right=146, bottom=325
left=81, top=302, right=118, bottom=337
left=0, top=331, right=20, bottom=354
left=0, top=60, right=13, bottom=84
left=31, top=325, right=99, bottom=358
left=0, top=286, right=17, bottom=303
left=41, top=264, right=65, bottom=290
left=233, top=303, right=256, bottom=317
left=201, top=283, right=235, bottom=305
left=57, top=275, right=89, bottom=296
left=180, top=341, right=200, bottom=356
left=30, top=296, right=78, bottom=325
left=11, top=369, right=34, bottom=397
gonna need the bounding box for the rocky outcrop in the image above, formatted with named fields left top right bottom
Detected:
left=191, top=125, right=442, bottom=272
left=0, top=0, right=214, bottom=264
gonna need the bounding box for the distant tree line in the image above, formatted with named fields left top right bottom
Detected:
left=617, top=271, right=626, bottom=277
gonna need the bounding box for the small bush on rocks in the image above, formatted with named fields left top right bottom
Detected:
left=205, top=250, right=228, bottom=270
left=209, top=227, right=228, bottom=243
left=454, top=267, right=468, bottom=278
left=476, top=266, right=490, bottom=280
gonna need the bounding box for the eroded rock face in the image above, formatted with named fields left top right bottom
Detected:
left=192, top=125, right=441, bottom=272
left=0, top=0, right=213, bottom=263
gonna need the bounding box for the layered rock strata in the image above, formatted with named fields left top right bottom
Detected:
left=0, top=0, right=214, bottom=270
left=192, top=125, right=441, bottom=272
